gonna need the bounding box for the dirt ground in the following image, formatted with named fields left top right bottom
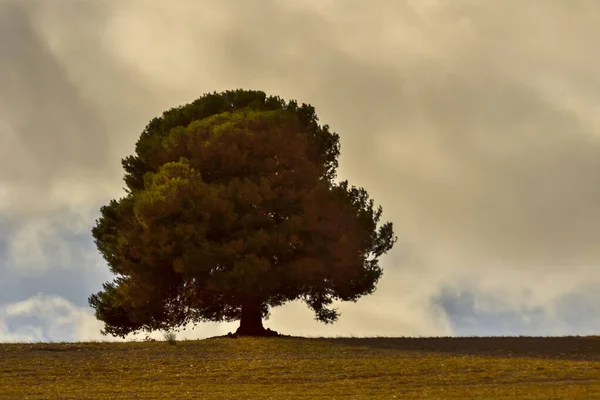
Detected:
left=317, top=335, right=600, bottom=361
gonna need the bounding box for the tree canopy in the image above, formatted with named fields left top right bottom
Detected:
left=89, top=89, right=397, bottom=337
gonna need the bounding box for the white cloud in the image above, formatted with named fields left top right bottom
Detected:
left=0, top=293, right=104, bottom=342
left=6, top=210, right=94, bottom=273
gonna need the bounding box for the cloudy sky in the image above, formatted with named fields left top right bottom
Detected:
left=1, top=0, right=599, bottom=342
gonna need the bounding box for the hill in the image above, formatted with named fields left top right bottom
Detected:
left=1, top=336, right=598, bottom=399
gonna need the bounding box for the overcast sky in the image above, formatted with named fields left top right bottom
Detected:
left=1, top=0, right=599, bottom=342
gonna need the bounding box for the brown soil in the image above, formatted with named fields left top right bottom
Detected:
left=322, top=336, right=600, bottom=361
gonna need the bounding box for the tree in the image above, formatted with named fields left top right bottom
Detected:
left=89, top=89, right=397, bottom=337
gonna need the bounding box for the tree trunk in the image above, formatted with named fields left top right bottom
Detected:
left=234, top=301, right=278, bottom=336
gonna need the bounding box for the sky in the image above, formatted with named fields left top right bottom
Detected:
left=1, top=0, right=599, bottom=342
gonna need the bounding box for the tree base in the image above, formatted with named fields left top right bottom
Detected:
left=229, top=327, right=280, bottom=338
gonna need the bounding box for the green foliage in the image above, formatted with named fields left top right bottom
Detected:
left=90, top=89, right=397, bottom=337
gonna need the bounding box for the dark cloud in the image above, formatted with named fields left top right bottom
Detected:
left=436, top=282, right=600, bottom=336
left=0, top=0, right=599, bottom=341
left=0, top=1, right=110, bottom=185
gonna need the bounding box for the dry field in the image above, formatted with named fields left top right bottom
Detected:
left=1, top=336, right=599, bottom=399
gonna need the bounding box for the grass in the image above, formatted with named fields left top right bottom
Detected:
left=163, top=331, right=178, bottom=345
left=0, top=336, right=598, bottom=399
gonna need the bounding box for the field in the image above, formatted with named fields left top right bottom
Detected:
left=1, top=336, right=599, bottom=399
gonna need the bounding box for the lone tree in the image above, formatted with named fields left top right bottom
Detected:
left=90, top=89, right=397, bottom=337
